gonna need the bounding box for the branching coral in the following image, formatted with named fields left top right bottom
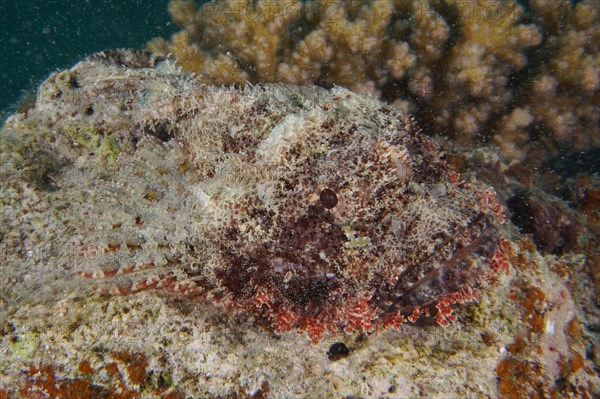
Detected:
left=431, top=0, right=541, bottom=142
left=149, top=0, right=418, bottom=96
left=148, top=0, right=598, bottom=166
left=494, top=0, right=600, bottom=161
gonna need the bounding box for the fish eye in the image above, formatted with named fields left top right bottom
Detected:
left=319, top=188, right=338, bottom=209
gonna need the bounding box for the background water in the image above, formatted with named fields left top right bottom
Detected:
left=0, top=0, right=178, bottom=119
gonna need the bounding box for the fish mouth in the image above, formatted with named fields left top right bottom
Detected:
left=381, top=212, right=500, bottom=318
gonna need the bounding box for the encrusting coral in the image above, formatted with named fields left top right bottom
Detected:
left=148, top=0, right=599, bottom=166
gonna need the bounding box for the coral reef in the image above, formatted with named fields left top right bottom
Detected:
left=494, top=0, right=600, bottom=162
left=148, top=0, right=598, bottom=166
left=0, top=49, right=598, bottom=398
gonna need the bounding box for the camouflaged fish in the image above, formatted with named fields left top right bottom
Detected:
left=35, top=50, right=509, bottom=343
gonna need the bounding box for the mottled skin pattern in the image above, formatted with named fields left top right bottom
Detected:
left=39, top=50, right=505, bottom=343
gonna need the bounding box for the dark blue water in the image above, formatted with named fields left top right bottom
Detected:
left=0, top=0, right=178, bottom=119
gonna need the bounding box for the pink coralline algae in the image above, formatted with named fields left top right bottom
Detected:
left=40, top=50, right=508, bottom=344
